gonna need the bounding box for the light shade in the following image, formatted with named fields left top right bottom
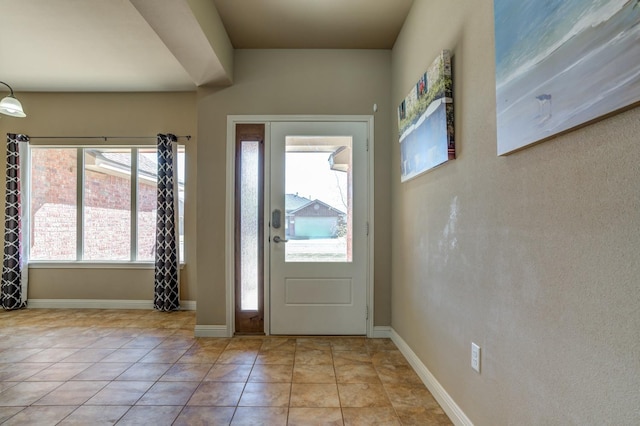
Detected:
left=0, top=95, right=26, bottom=118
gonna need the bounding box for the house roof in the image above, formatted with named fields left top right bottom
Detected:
left=288, top=198, right=346, bottom=216
left=86, top=149, right=185, bottom=186
left=285, top=194, right=313, bottom=212
left=99, top=151, right=157, bottom=177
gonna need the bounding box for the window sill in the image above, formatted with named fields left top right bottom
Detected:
left=28, top=262, right=186, bottom=270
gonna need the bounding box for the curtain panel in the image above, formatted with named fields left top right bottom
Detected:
left=1, top=133, right=29, bottom=310
left=154, top=133, right=180, bottom=311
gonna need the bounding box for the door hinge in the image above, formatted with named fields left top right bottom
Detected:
left=366, top=222, right=369, bottom=236
left=366, top=305, right=369, bottom=320
left=366, top=138, right=369, bottom=151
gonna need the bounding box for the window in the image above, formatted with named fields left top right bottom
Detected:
left=239, top=140, right=261, bottom=310
left=234, top=123, right=265, bottom=334
left=30, top=146, right=185, bottom=262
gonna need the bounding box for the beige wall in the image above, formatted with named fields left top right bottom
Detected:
left=391, top=1, right=640, bottom=424
left=195, top=49, right=392, bottom=326
left=0, top=92, right=197, bottom=301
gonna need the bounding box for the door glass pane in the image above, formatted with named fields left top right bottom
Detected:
left=285, top=136, right=352, bottom=262
left=83, top=148, right=131, bottom=260
left=30, top=148, right=78, bottom=260
left=240, top=141, right=260, bottom=310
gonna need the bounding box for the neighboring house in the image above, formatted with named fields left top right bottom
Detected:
left=285, top=193, right=345, bottom=239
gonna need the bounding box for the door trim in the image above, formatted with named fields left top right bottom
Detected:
left=225, top=115, right=375, bottom=337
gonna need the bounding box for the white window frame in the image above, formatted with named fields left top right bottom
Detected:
left=27, top=144, right=185, bottom=269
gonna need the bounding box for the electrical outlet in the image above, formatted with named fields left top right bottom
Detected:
left=471, top=342, right=481, bottom=373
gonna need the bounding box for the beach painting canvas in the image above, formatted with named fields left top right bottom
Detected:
left=398, top=50, right=455, bottom=182
left=494, top=0, right=640, bottom=155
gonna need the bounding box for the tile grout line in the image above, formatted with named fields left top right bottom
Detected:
left=334, top=342, right=347, bottom=426
left=286, top=340, right=298, bottom=425
left=168, top=341, right=221, bottom=426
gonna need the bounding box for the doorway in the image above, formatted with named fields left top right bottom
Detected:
left=227, top=116, right=374, bottom=336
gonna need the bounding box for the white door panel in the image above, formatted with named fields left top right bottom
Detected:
left=269, top=121, right=368, bottom=335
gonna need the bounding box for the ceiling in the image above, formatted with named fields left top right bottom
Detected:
left=213, top=0, right=414, bottom=49
left=0, top=0, right=414, bottom=93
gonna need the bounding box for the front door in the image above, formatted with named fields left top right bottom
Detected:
left=269, top=121, right=368, bottom=335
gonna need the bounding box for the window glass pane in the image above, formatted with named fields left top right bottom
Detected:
left=240, top=141, right=259, bottom=310
left=137, top=149, right=157, bottom=261
left=177, top=148, right=185, bottom=261
left=30, top=148, right=77, bottom=260
left=285, top=137, right=352, bottom=262
left=83, top=148, right=131, bottom=261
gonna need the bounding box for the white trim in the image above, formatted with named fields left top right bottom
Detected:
left=225, top=118, right=237, bottom=336
left=365, top=116, right=375, bottom=337
left=371, top=326, right=392, bottom=338
left=28, top=262, right=186, bottom=270
left=227, top=115, right=374, bottom=123
left=263, top=122, right=272, bottom=335
left=194, top=325, right=229, bottom=338
left=27, top=299, right=196, bottom=311
left=179, top=300, right=196, bottom=311
left=226, top=115, right=375, bottom=337
left=390, top=328, right=474, bottom=426
left=130, top=147, right=139, bottom=260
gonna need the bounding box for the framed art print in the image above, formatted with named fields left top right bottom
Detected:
left=398, top=50, right=455, bottom=182
left=494, top=0, right=640, bottom=154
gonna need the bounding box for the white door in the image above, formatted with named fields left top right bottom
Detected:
left=269, top=121, right=369, bottom=335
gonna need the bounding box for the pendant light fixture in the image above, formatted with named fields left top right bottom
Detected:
left=0, top=81, right=26, bottom=118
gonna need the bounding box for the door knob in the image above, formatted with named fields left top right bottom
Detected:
left=273, top=235, right=288, bottom=243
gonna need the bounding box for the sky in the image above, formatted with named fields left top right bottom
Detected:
left=286, top=152, right=349, bottom=212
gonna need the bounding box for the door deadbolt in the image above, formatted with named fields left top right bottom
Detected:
left=272, top=209, right=282, bottom=229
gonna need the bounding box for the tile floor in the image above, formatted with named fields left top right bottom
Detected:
left=0, top=309, right=452, bottom=425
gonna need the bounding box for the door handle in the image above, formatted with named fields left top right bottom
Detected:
left=273, top=236, right=288, bottom=243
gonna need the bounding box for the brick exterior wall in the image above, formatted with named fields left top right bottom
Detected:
left=30, top=149, right=157, bottom=260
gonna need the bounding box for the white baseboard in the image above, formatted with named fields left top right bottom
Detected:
left=371, top=326, right=392, bottom=338
left=194, top=325, right=229, bottom=338
left=28, top=299, right=196, bottom=311
left=180, top=300, right=196, bottom=311
left=390, top=328, right=473, bottom=426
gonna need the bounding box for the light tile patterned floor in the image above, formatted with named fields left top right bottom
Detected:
left=0, top=309, right=452, bottom=425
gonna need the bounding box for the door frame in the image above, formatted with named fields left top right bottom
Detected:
left=225, top=115, right=375, bottom=337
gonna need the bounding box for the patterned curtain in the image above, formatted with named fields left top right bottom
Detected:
left=2, top=134, right=29, bottom=310
left=154, top=133, right=180, bottom=311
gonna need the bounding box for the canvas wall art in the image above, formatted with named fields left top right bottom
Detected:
left=494, top=0, right=640, bottom=155
left=398, top=50, right=455, bottom=182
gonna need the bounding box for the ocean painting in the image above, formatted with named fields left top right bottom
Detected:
left=398, top=50, right=455, bottom=182
left=494, top=0, right=640, bottom=155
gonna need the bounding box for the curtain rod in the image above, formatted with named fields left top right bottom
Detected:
left=26, top=135, right=191, bottom=141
